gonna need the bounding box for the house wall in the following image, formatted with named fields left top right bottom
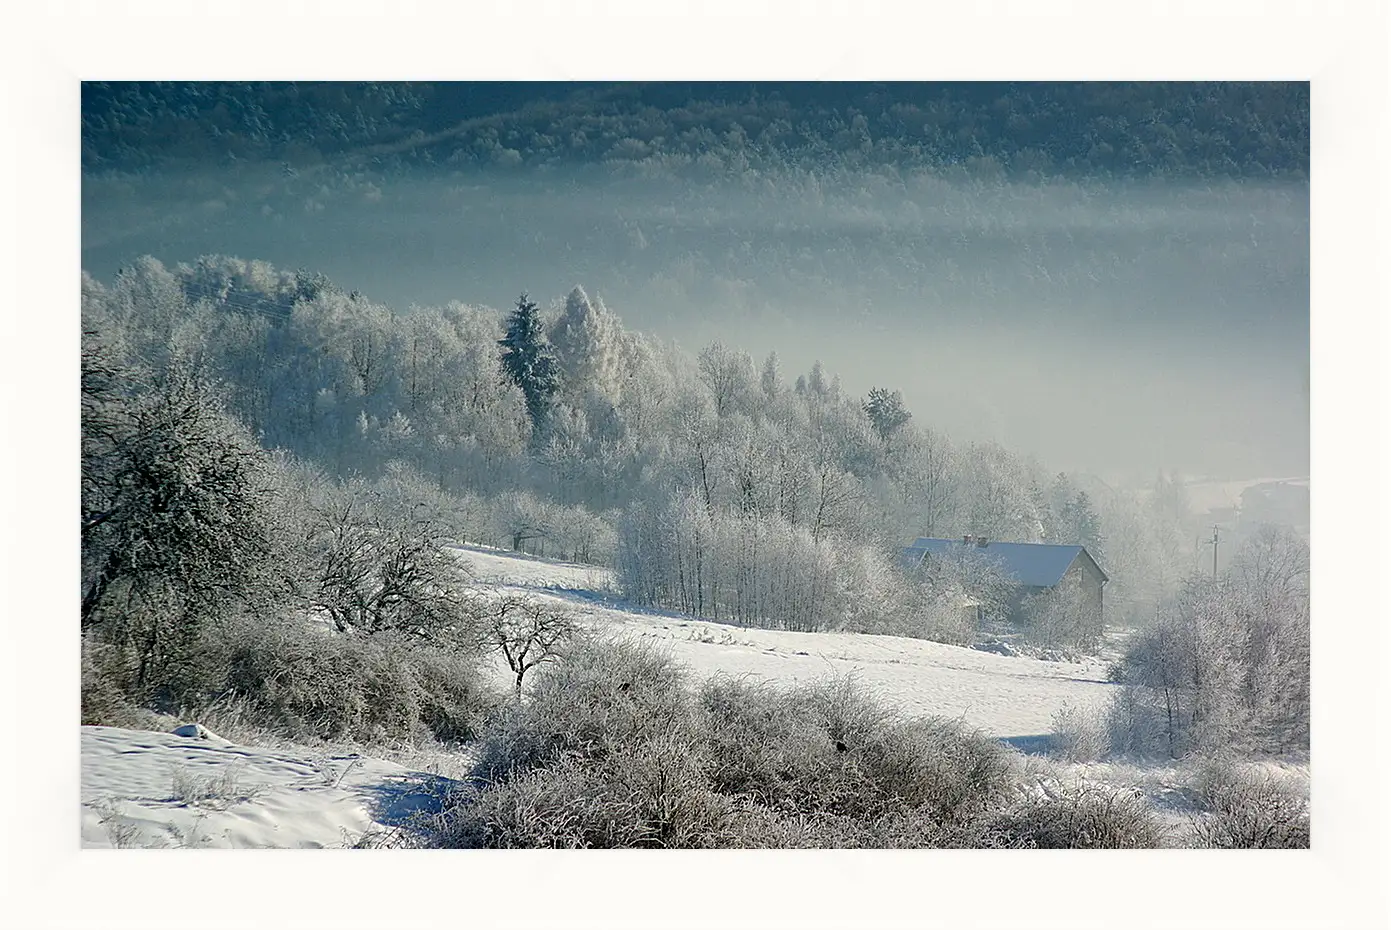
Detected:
left=1006, top=562, right=1104, bottom=628
left=1061, top=560, right=1105, bottom=623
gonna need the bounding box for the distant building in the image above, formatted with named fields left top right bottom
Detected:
left=902, top=535, right=1108, bottom=626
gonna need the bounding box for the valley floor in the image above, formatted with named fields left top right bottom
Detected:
left=453, top=543, right=1118, bottom=739
left=84, top=544, right=1272, bottom=850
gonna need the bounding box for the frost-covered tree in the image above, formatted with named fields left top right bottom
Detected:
left=1047, top=475, right=1105, bottom=561
left=1108, top=528, right=1309, bottom=759
left=550, top=285, right=625, bottom=406
left=671, top=388, right=721, bottom=514
left=1227, top=525, right=1309, bottom=751
left=81, top=346, right=275, bottom=691
left=616, top=490, right=906, bottom=634
left=484, top=595, right=579, bottom=698
left=956, top=441, right=1044, bottom=542
left=880, top=425, right=957, bottom=541
left=1019, top=576, right=1105, bottom=653
left=697, top=341, right=756, bottom=419
left=300, top=476, right=477, bottom=644
left=759, top=351, right=782, bottom=401
left=102, top=256, right=190, bottom=373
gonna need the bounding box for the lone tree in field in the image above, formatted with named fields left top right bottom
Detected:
left=485, top=595, right=578, bottom=698
left=499, top=293, right=560, bottom=435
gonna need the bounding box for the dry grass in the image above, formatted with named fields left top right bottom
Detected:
left=168, top=761, right=265, bottom=811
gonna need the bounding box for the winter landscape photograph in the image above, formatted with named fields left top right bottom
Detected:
left=77, top=77, right=1314, bottom=852
left=5, top=4, right=1385, bottom=927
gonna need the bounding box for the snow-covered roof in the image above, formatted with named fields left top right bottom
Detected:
left=904, top=537, right=1107, bottom=587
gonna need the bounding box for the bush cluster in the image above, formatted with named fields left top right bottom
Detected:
left=164, top=615, right=499, bottom=746
left=429, top=638, right=1021, bottom=848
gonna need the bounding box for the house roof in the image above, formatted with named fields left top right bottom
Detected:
left=903, top=537, right=1108, bottom=586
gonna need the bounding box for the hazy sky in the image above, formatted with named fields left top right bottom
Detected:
left=80, top=92, right=1309, bottom=487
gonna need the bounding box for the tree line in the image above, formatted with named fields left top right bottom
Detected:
left=83, top=81, right=1307, bottom=181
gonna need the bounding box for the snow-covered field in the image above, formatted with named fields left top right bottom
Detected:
left=450, top=544, right=1118, bottom=739
left=84, top=544, right=1122, bottom=849
left=450, top=543, right=615, bottom=591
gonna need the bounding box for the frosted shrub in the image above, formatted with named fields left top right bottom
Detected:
left=1050, top=701, right=1109, bottom=762
left=475, top=637, right=694, bottom=779
left=437, top=744, right=736, bottom=849
left=991, top=782, right=1166, bottom=848
left=698, top=676, right=853, bottom=815
left=189, top=616, right=497, bottom=745
left=408, top=645, right=499, bottom=744
left=1191, top=765, right=1309, bottom=848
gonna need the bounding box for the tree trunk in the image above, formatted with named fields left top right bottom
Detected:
left=81, top=553, right=124, bottom=627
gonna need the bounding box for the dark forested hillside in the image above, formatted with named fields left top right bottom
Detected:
left=82, top=81, right=1308, bottom=180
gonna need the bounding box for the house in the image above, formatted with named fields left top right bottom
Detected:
left=902, top=535, right=1108, bottom=627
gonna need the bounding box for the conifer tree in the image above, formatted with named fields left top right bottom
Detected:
left=499, top=293, right=560, bottom=433
left=863, top=387, right=912, bottom=444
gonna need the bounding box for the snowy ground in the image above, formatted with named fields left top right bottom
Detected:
left=81, top=726, right=457, bottom=849
left=450, top=544, right=1118, bottom=739
left=84, top=544, right=1127, bottom=849
left=451, top=542, right=615, bottom=591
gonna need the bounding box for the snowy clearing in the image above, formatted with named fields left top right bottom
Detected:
left=452, top=545, right=1117, bottom=738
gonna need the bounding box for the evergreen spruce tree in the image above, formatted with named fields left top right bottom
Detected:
left=863, top=387, right=912, bottom=444
left=499, top=293, right=560, bottom=434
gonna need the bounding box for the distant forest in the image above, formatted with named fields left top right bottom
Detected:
left=82, top=81, right=1308, bottom=180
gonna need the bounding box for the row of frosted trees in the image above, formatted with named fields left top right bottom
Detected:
left=617, top=493, right=906, bottom=634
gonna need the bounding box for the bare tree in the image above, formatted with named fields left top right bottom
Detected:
left=485, top=595, right=579, bottom=698
left=302, top=478, right=475, bottom=643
